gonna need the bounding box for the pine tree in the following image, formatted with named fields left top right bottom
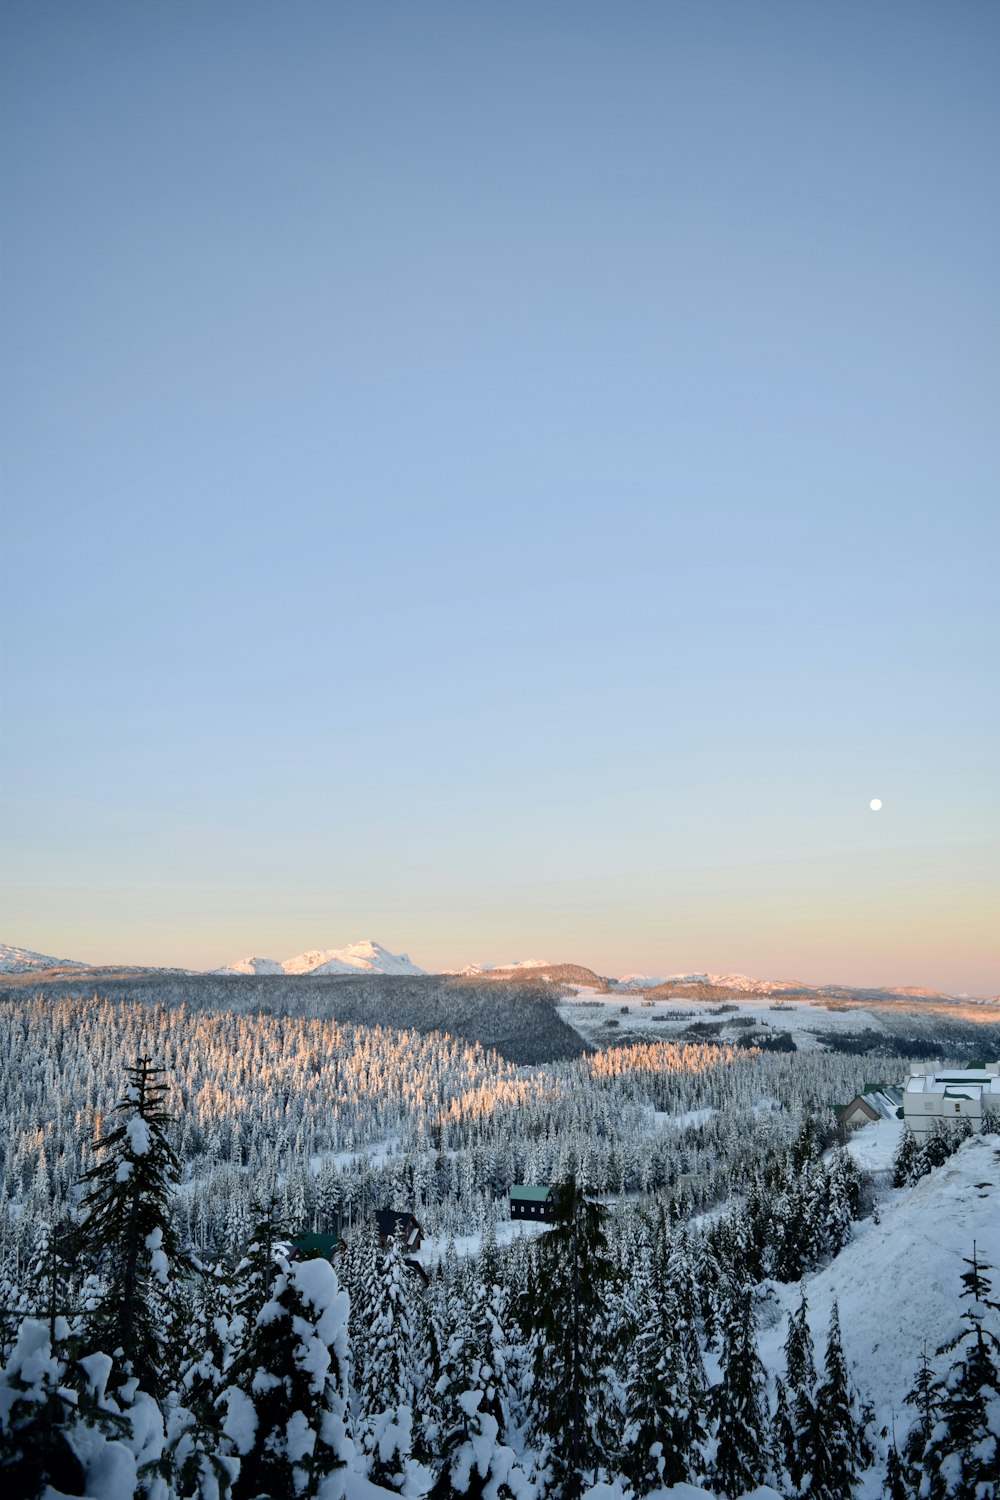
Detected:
left=892, top=1129, right=920, bottom=1188
left=919, top=1243, right=1000, bottom=1500
left=225, top=1255, right=351, bottom=1500
left=0, top=1314, right=132, bottom=1500
left=0, top=1318, right=86, bottom=1498
left=232, top=1189, right=283, bottom=1331
left=811, top=1301, right=863, bottom=1500
left=73, top=1055, right=181, bottom=1400
left=902, top=1344, right=942, bottom=1485
left=430, top=1262, right=524, bottom=1500
left=354, top=1234, right=419, bottom=1489
left=770, top=1375, right=795, bottom=1492
left=159, top=1257, right=242, bottom=1500
left=883, top=1439, right=910, bottom=1500
left=783, top=1290, right=818, bottom=1493
left=529, top=1174, right=614, bottom=1500
left=20, top=1220, right=76, bottom=1345
left=709, top=1276, right=770, bottom=1498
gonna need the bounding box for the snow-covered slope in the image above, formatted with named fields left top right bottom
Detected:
left=760, top=1129, right=1000, bottom=1452
left=281, top=940, right=425, bottom=977
left=0, top=942, right=88, bottom=973
left=456, top=959, right=552, bottom=975
left=211, top=941, right=425, bottom=977
left=614, top=969, right=961, bottom=1002
left=212, top=955, right=285, bottom=976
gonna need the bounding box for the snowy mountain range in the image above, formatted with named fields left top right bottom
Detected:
left=0, top=939, right=987, bottom=1000
left=0, top=943, right=90, bottom=974
left=214, top=939, right=426, bottom=978
left=612, top=970, right=966, bottom=1002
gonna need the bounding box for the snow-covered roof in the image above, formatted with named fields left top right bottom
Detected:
left=904, top=1063, right=1000, bottom=1098
left=510, top=1184, right=553, bottom=1202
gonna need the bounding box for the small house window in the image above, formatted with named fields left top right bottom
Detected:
left=955, top=1103, right=961, bottom=1112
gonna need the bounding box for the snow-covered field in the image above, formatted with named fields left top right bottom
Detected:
left=557, top=985, right=1000, bottom=1055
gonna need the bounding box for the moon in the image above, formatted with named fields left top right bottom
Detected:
left=869, top=798, right=882, bottom=811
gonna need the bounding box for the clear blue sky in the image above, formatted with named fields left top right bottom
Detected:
left=2, top=2, right=997, bottom=991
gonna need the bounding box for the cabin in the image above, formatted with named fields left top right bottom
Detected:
left=510, top=1184, right=555, bottom=1222
left=375, top=1209, right=423, bottom=1251
left=903, top=1062, right=1000, bottom=1140
left=835, top=1085, right=903, bottom=1130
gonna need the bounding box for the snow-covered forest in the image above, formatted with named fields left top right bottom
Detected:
left=0, top=992, right=998, bottom=1500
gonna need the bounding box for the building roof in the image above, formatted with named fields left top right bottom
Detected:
left=905, top=1064, right=1000, bottom=1100
left=290, top=1232, right=341, bottom=1260
left=510, top=1184, right=553, bottom=1202
left=837, top=1089, right=902, bottom=1122
left=375, top=1209, right=421, bottom=1245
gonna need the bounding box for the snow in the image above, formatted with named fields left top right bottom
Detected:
left=126, top=1115, right=151, bottom=1156
left=79, top=1351, right=114, bottom=1403
left=557, top=984, right=984, bottom=1055
left=212, top=955, right=285, bottom=975
left=291, top=1256, right=350, bottom=1352
left=0, top=1318, right=60, bottom=1399
left=757, top=1132, right=1000, bottom=1457
left=0, top=941, right=88, bottom=972
left=456, top=958, right=551, bottom=975
left=286, top=1408, right=316, bottom=1463
left=146, top=1226, right=169, bottom=1282
left=839, top=1117, right=902, bottom=1175
left=212, top=939, right=426, bottom=976
left=65, top=1422, right=138, bottom=1500
left=220, top=1386, right=257, bottom=1454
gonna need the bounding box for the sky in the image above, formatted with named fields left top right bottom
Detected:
left=1, top=1, right=997, bottom=992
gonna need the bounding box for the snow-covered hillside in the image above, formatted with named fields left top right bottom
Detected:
left=765, top=1128, right=1000, bottom=1482
left=278, top=939, right=424, bottom=977
left=211, top=955, right=285, bottom=976
left=613, top=970, right=961, bottom=1002
left=0, top=942, right=88, bottom=973
left=560, top=984, right=1000, bottom=1056
left=456, top=958, right=552, bottom=975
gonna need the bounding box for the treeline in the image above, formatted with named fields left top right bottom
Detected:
left=2, top=1059, right=997, bottom=1499
left=0, top=1058, right=865, bottom=1499
left=0, top=994, right=897, bottom=1272
left=0, top=972, right=590, bottom=1065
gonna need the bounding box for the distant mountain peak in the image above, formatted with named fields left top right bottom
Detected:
left=216, top=940, right=425, bottom=978
left=211, top=955, right=285, bottom=976
left=0, top=942, right=89, bottom=974
left=457, top=958, right=552, bottom=975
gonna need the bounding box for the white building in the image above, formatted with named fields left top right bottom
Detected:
left=903, top=1062, right=1000, bottom=1140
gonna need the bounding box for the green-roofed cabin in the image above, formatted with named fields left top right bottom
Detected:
left=510, top=1184, right=555, bottom=1222
left=290, top=1231, right=344, bottom=1263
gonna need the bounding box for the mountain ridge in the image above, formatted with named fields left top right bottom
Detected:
left=0, top=940, right=991, bottom=1001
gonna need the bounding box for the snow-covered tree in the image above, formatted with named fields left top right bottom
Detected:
left=782, top=1290, right=818, bottom=1494
left=811, top=1301, right=864, bottom=1500
left=917, top=1244, right=1000, bottom=1500
left=354, top=1234, right=419, bottom=1489
left=529, top=1175, right=615, bottom=1499
left=225, top=1254, right=351, bottom=1500
left=709, top=1276, right=771, bottom=1498
left=73, top=1055, right=181, bottom=1401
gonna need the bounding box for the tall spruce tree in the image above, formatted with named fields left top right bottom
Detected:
left=811, top=1301, right=863, bottom=1500
left=225, top=1255, right=351, bottom=1500
left=73, top=1055, right=181, bottom=1401
left=709, top=1276, right=771, bottom=1498
left=354, top=1234, right=419, bottom=1489
left=918, top=1244, right=1000, bottom=1500
left=782, top=1291, right=818, bottom=1493
left=529, top=1174, right=614, bottom=1500
left=902, top=1343, right=942, bottom=1487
